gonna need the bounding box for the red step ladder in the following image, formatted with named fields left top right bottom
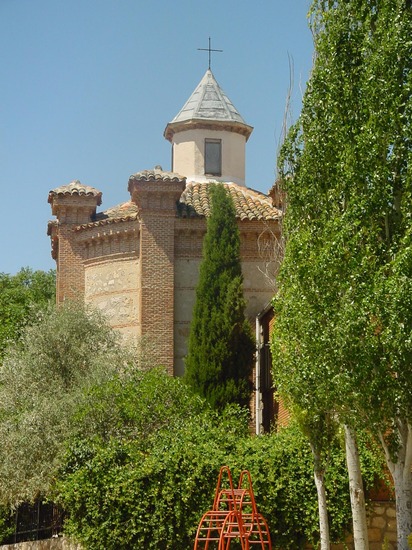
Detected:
left=194, top=466, right=272, bottom=549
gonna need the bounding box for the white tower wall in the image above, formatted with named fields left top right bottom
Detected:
left=172, top=128, right=247, bottom=186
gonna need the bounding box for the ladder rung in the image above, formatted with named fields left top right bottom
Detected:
left=194, top=467, right=272, bottom=549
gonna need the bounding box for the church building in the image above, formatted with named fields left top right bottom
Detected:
left=47, top=69, right=281, bottom=421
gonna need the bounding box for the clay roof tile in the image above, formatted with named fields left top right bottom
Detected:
left=179, top=182, right=281, bottom=222
left=129, top=167, right=185, bottom=184
left=48, top=180, right=102, bottom=205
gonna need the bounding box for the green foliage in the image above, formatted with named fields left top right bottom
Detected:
left=0, top=268, right=55, bottom=360
left=274, top=0, right=412, bottom=448
left=274, top=1, right=412, bottom=545
left=237, top=424, right=385, bottom=549
left=57, top=381, right=247, bottom=550
left=56, top=366, right=384, bottom=550
left=71, top=366, right=207, bottom=445
left=0, top=506, right=14, bottom=545
left=185, top=184, right=255, bottom=410
left=0, top=301, right=135, bottom=506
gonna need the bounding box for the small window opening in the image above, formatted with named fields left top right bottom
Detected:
left=205, top=139, right=222, bottom=176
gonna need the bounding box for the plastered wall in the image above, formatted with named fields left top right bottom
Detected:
left=173, top=257, right=277, bottom=377
left=84, top=255, right=140, bottom=338
left=172, top=128, right=247, bottom=185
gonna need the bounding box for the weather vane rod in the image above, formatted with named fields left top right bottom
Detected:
left=197, top=37, right=223, bottom=70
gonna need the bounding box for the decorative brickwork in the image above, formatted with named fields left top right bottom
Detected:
left=128, top=171, right=186, bottom=374
left=48, top=188, right=102, bottom=303
left=47, top=70, right=282, bottom=393
left=47, top=177, right=281, bottom=377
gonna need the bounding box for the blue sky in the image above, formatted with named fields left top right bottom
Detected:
left=0, top=1, right=313, bottom=275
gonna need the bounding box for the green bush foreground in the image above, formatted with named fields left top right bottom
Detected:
left=0, top=298, right=385, bottom=549
left=53, top=369, right=383, bottom=550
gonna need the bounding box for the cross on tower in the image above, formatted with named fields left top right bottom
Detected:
left=197, top=37, right=223, bottom=70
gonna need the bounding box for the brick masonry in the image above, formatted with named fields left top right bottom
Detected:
left=129, top=175, right=187, bottom=375
left=48, top=176, right=281, bottom=378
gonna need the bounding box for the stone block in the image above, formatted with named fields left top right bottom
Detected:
left=367, top=527, right=383, bottom=542
left=386, top=507, right=397, bottom=518
left=371, top=515, right=387, bottom=529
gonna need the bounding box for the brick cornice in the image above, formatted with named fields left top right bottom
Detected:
left=76, top=225, right=139, bottom=246
left=48, top=180, right=102, bottom=224
left=128, top=178, right=186, bottom=214
left=49, top=199, right=99, bottom=225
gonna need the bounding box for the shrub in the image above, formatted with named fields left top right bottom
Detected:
left=56, top=371, right=385, bottom=550
left=0, top=301, right=135, bottom=506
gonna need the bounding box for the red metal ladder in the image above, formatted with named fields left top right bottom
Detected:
left=193, top=466, right=272, bottom=549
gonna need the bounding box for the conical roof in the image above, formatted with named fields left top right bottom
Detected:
left=164, top=70, right=253, bottom=141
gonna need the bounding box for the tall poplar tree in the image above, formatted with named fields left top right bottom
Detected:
left=273, top=1, right=412, bottom=548
left=185, top=184, right=254, bottom=411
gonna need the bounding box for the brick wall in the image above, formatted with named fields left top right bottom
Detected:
left=55, top=224, right=85, bottom=303
left=139, top=212, right=177, bottom=374
left=129, top=174, right=186, bottom=374
left=49, top=195, right=100, bottom=304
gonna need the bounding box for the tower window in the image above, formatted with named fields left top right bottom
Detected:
left=205, top=139, right=222, bottom=176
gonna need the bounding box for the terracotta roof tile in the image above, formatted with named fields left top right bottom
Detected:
left=54, top=181, right=279, bottom=232
left=75, top=201, right=139, bottom=230
left=128, top=167, right=185, bottom=184
left=96, top=201, right=139, bottom=221
left=178, top=182, right=281, bottom=221
left=48, top=180, right=102, bottom=205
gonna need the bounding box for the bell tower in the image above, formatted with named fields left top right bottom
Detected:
left=164, top=70, right=253, bottom=186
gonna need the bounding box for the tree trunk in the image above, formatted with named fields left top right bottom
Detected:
left=381, top=420, right=412, bottom=550
left=344, top=424, right=369, bottom=550
left=315, top=471, right=330, bottom=550
left=393, top=470, right=412, bottom=550
left=312, top=455, right=330, bottom=550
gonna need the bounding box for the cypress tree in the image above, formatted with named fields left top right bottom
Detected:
left=185, top=184, right=254, bottom=411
